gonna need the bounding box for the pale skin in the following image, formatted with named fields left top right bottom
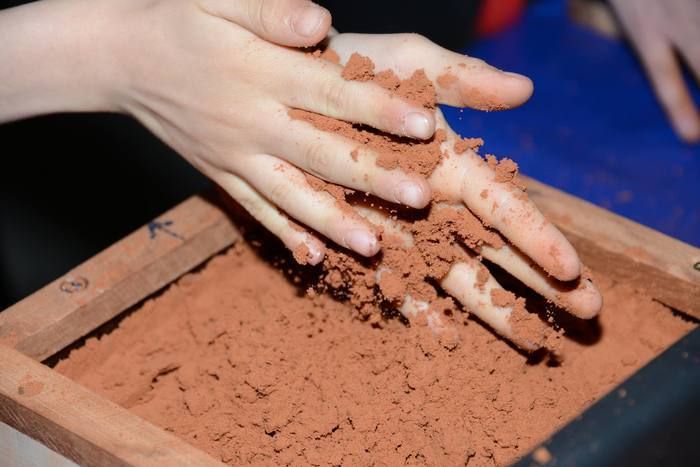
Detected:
left=0, top=0, right=603, bottom=348
left=610, top=0, right=700, bottom=143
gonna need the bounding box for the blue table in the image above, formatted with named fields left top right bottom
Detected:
left=443, top=0, right=699, bottom=246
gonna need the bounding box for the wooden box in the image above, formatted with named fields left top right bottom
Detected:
left=1, top=178, right=698, bottom=466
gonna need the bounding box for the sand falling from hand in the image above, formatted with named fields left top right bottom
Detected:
left=290, top=52, right=544, bottom=346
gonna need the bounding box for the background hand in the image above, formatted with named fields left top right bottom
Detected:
left=610, top=0, right=700, bottom=143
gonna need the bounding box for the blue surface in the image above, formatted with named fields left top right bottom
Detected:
left=443, top=0, right=699, bottom=246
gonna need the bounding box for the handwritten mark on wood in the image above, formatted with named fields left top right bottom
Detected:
left=148, top=220, right=184, bottom=241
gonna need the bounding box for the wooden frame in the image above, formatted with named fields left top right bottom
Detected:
left=1, top=180, right=698, bottom=466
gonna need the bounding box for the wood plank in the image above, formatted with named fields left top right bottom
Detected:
left=0, top=345, right=223, bottom=467
left=0, top=195, right=240, bottom=362
left=524, top=177, right=700, bottom=317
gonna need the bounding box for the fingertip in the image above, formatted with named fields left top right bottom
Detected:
left=290, top=3, right=331, bottom=46
left=495, top=72, right=534, bottom=109
left=459, top=71, right=534, bottom=110
left=343, top=228, right=380, bottom=257
left=674, top=115, right=700, bottom=143
left=401, top=110, right=436, bottom=139
left=393, top=178, right=432, bottom=208
left=504, top=72, right=534, bottom=106
left=572, top=282, right=604, bottom=320
left=549, top=245, right=582, bottom=282
left=306, top=240, right=326, bottom=265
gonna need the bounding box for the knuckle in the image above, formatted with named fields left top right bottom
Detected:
left=319, top=77, right=351, bottom=115
left=396, top=33, right=430, bottom=56
left=268, top=181, right=292, bottom=205
left=304, top=141, right=331, bottom=176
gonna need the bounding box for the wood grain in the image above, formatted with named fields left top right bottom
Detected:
left=524, top=177, right=700, bottom=318
left=0, top=345, right=223, bottom=467
left=0, top=195, right=240, bottom=362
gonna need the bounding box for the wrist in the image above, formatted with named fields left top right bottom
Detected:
left=0, top=0, right=122, bottom=123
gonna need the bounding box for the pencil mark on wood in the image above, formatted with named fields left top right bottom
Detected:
left=148, top=220, right=184, bottom=241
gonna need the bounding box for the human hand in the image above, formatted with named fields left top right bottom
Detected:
left=97, top=0, right=538, bottom=264
left=103, top=0, right=460, bottom=262
left=252, top=34, right=601, bottom=349
left=610, top=0, right=700, bottom=143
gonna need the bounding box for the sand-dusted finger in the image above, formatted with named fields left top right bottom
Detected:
left=236, top=155, right=380, bottom=257
left=481, top=243, right=603, bottom=319
left=429, top=111, right=582, bottom=281
left=214, top=172, right=325, bottom=265
left=441, top=260, right=550, bottom=352
left=325, top=33, right=533, bottom=110
left=276, top=51, right=436, bottom=139
left=267, top=110, right=432, bottom=209
left=358, top=206, right=460, bottom=345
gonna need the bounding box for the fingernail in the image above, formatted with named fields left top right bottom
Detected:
left=291, top=5, right=328, bottom=38
left=402, top=112, right=432, bottom=139
left=306, top=242, right=325, bottom=265
left=343, top=229, right=379, bottom=256
left=394, top=180, right=426, bottom=208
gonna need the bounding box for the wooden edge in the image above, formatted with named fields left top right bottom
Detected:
left=524, top=176, right=700, bottom=318
left=0, top=345, right=223, bottom=467
left=0, top=194, right=240, bottom=362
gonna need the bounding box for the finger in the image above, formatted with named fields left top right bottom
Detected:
left=358, top=203, right=547, bottom=350
left=357, top=207, right=460, bottom=345
left=480, top=244, right=603, bottom=319
left=673, top=9, right=700, bottom=88
left=399, top=295, right=460, bottom=347
left=274, top=55, right=436, bottom=139
left=236, top=154, right=380, bottom=257
left=359, top=201, right=600, bottom=320
left=200, top=0, right=331, bottom=47
left=325, top=33, right=534, bottom=110
left=441, top=260, right=548, bottom=351
left=635, top=38, right=700, bottom=142
left=429, top=114, right=582, bottom=281
left=266, top=109, right=432, bottom=208
left=214, top=171, right=325, bottom=265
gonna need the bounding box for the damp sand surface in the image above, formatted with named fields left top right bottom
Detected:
left=55, top=242, right=694, bottom=466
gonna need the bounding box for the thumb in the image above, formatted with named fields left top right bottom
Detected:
left=202, top=0, right=332, bottom=47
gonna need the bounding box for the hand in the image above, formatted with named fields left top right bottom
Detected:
left=0, top=0, right=533, bottom=264
left=100, top=0, right=535, bottom=263
left=610, top=0, right=700, bottom=143
left=243, top=34, right=602, bottom=349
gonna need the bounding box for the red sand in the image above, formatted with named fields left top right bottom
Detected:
left=55, top=242, right=694, bottom=466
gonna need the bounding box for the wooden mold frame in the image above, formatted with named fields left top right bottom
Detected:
left=1, top=179, right=699, bottom=466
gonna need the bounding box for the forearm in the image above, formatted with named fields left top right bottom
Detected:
left=0, top=0, right=119, bottom=123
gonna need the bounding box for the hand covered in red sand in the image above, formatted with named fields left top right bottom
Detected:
left=259, top=33, right=602, bottom=350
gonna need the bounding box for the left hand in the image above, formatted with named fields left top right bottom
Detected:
left=256, top=32, right=603, bottom=349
